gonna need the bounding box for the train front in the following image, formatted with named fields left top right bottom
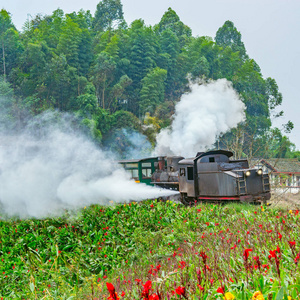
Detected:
left=232, top=167, right=271, bottom=203
left=178, top=150, right=271, bottom=204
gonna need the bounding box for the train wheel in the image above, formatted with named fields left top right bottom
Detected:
left=181, top=194, right=197, bottom=206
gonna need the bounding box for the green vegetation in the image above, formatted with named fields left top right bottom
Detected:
left=0, top=201, right=299, bottom=299
left=0, top=1, right=298, bottom=158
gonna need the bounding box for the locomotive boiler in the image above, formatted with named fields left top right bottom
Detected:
left=151, top=150, right=271, bottom=204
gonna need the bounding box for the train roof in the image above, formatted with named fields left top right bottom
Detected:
left=118, top=150, right=234, bottom=165
left=118, top=157, right=158, bottom=163
left=196, top=150, right=233, bottom=158
left=179, top=150, right=234, bottom=165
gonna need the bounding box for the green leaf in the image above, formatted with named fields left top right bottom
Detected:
left=259, top=275, right=264, bottom=291
left=29, top=282, right=34, bottom=293
left=276, top=287, right=284, bottom=300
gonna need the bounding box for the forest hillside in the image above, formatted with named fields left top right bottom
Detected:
left=0, top=0, right=298, bottom=160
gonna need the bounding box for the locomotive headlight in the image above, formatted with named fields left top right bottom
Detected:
left=245, top=170, right=251, bottom=177
left=257, top=169, right=263, bottom=175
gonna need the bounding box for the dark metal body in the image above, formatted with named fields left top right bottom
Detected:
left=152, top=150, right=271, bottom=204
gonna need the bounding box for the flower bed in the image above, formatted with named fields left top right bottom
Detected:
left=0, top=201, right=299, bottom=299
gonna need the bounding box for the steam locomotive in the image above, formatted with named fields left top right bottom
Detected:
left=119, top=150, right=271, bottom=205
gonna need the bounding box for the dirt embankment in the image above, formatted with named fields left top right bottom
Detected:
left=270, top=191, right=300, bottom=209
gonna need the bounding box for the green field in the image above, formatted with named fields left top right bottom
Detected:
left=0, top=201, right=299, bottom=299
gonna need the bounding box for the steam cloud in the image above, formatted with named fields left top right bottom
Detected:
left=154, top=79, right=246, bottom=157
left=0, top=112, right=178, bottom=219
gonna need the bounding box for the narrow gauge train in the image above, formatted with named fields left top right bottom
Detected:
left=119, top=150, right=271, bottom=205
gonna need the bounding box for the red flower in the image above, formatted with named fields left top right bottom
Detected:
left=106, top=283, right=119, bottom=300
left=289, top=241, right=296, bottom=247
left=243, top=248, right=252, bottom=259
left=106, top=283, right=115, bottom=294
left=217, top=287, right=225, bottom=294
left=262, top=264, right=269, bottom=269
left=141, top=281, right=152, bottom=298
left=198, top=284, right=204, bottom=291
left=278, top=232, right=282, bottom=239
left=295, top=253, right=300, bottom=264
left=269, top=250, right=277, bottom=258
left=175, top=286, right=185, bottom=296
left=149, top=294, right=160, bottom=300
left=253, top=256, right=261, bottom=270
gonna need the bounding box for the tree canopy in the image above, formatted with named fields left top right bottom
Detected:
left=0, top=2, right=296, bottom=158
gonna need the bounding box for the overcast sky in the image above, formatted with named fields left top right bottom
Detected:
left=3, top=0, right=300, bottom=150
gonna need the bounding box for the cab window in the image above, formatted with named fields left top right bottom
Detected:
left=187, top=167, right=194, bottom=180
left=180, top=168, right=186, bottom=176
left=142, top=168, right=152, bottom=178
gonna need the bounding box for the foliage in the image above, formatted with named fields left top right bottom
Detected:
left=0, top=2, right=297, bottom=155
left=140, top=67, right=167, bottom=115
left=0, top=201, right=299, bottom=299
left=0, top=9, right=23, bottom=79
left=93, top=0, right=126, bottom=32
left=215, top=20, right=247, bottom=60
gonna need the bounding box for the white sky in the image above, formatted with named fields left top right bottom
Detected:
left=3, top=0, right=300, bottom=150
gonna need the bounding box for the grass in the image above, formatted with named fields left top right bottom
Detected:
left=0, top=200, right=299, bottom=299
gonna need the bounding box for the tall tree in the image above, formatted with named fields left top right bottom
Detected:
left=158, top=29, right=189, bottom=101
left=0, top=9, right=12, bottom=79
left=66, top=10, right=93, bottom=76
left=57, top=17, right=82, bottom=68
left=120, top=19, right=158, bottom=114
left=43, top=54, right=78, bottom=110
left=0, top=10, right=23, bottom=80
left=140, top=67, right=167, bottom=115
left=155, top=8, right=192, bottom=48
left=187, top=36, right=220, bottom=79
left=215, top=21, right=247, bottom=60
left=90, top=52, right=116, bottom=108
left=93, top=0, right=126, bottom=32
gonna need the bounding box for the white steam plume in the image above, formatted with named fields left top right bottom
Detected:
left=154, top=79, right=245, bottom=157
left=0, top=112, right=178, bottom=218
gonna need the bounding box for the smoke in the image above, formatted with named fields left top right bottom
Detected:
left=0, top=111, right=178, bottom=219
left=103, top=128, right=152, bottom=159
left=154, top=79, right=245, bottom=157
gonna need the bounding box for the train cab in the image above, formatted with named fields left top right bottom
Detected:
left=118, top=157, right=158, bottom=185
